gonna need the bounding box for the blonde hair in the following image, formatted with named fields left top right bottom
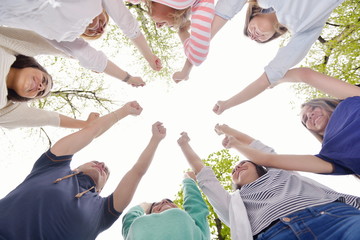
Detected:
left=300, top=98, right=341, bottom=142
left=244, top=1, right=287, bottom=43
left=81, top=10, right=109, bottom=40
left=143, top=0, right=191, bottom=29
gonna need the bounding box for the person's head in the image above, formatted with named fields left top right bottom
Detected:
left=7, top=55, right=53, bottom=102
left=244, top=2, right=287, bottom=43
left=149, top=198, right=178, bottom=213
left=74, top=161, right=110, bottom=193
left=232, top=160, right=267, bottom=189
left=81, top=10, right=109, bottom=40
left=300, top=98, right=341, bottom=142
left=143, top=0, right=191, bottom=29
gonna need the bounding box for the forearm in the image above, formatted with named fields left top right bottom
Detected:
left=134, top=137, right=161, bottom=175
left=220, top=125, right=254, bottom=145
left=51, top=107, right=128, bottom=156
left=178, top=29, right=190, bottom=44
left=59, top=114, right=87, bottom=129
left=211, top=15, right=228, bottom=39
left=104, top=59, right=129, bottom=81
left=283, top=68, right=360, bottom=99
left=131, top=33, right=154, bottom=62
left=226, top=72, right=270, bottom=108
left=180, top=143, right=205, bottom=174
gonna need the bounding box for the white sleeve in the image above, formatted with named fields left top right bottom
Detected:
left=249, top=139, right=276, bottom=154
left=0, top=102, right=60, bottom=129
left=215, top=0, right=247, bottom=20
left=103, top=0, right=141, bottom=39
left=48, top=38, right=108, bottom=72
left=265, top=27, right=323, bottom=84
left=196, top=166, right=232, bottom=225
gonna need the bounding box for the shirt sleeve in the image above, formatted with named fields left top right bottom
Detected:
left=98, top=194, right=121, bottom=232
left=182, top=178, right=210, bottom=238
left=32, top=149, right=73, bottom=172
left=214, top=0, right=247, bottom=20
left=48, top=38, right=108, bottom=72
left=103, top=0, right=141, bottom=39
left=0, top=102, right=60, bottom=129
left=122, top=205, right=144, bottom=238
left=264, top=27, right=323, bottom=84
left=184, top=0, right=214, bottom=66
left=196, top=166, right=232, bottom=226
left=249, top=140, right=276, bottom=154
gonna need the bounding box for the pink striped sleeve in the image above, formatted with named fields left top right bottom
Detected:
left=184, top=0, right=214, bottom=66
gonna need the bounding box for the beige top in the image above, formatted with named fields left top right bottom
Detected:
left=0, top=26, right=66, bottom=129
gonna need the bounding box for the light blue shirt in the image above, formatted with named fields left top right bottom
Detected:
left=215, top=0, right=345, bottom=84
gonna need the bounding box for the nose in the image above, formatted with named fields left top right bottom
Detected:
left=156, top=22, right=164, bottom=28
left=307, top=111, right=314, bottom=119
left=38, top=82, right=45, bottom=91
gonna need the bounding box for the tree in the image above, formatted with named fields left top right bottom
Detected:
left=293, top=0, right=360, bottom=99
left=173, top=149, right=240, bottom=240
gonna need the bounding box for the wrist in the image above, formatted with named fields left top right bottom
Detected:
left=122, top=72, right=132, bottom=82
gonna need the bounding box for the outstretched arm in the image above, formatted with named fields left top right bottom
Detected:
left=113, top=122, right=166, bottom=213
left=213, top=72, right=270, bottom=114
left=51, top=101, right=142, bottom=156
left=104, top=60, right=146, bottom=87
left=211, top=15, right=228, bottom=39
left=221, top=132, right=333, bottom=174
left=279, top=68, right=360, bottom=99
left=59, top=112, right=99, bottom=129
left=177, top=132, right=205, bottom=174
left=131, top=33, right=162, bottom=71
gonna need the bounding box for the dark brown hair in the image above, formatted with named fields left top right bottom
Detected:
left=7, top=55, right=52, bottom=102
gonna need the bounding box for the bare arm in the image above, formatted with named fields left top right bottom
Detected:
left=131, top=33, right=162, bottom=71
left=213, top=72, right=270, bottom=114
left=223, top=135, right=333, bottom=174
left=59, top=112, right=99, bottom=129
left=214, top=123, right=254, bottom=145
left=104, top=60, right=145, bottom=87
left=172, top=59, right=193, bottom=83
left=280, top=68, right=360, bottom=99
left=113, top=122, right=166, bottom=213
left=51, top=101, right=142, bottom=156
left=211, top=15, right=228, bottom=40
left=177, top=132, right=205, bottom=174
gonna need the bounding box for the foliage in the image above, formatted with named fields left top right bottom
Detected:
left=174, top=149, right=240, bottom=240
left=293, top=0, right=360, bottom=100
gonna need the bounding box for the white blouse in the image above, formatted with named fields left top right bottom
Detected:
left=0, top=0, right=141, bottom=72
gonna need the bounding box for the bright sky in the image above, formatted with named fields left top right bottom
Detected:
left=1, top=8, right=360, bottom=240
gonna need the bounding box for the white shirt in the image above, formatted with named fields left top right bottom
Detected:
left=215, top=0, right=345, bottom=84
left=0, top=0, right=141, bottom=72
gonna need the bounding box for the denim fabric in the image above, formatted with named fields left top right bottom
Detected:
left=256, top=202, right=360, bottom=240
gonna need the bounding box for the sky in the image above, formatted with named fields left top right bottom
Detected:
left=1, top=8, right=360, bottom=240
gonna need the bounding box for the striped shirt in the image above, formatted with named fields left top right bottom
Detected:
left=241, top=168, right=360, bottom=235
left=129, top=0, right=214, bottom=66
left=197, top=140, right=360, bottom=237
left=184, top=0, right=214, bottom=66
left=241, top=140, right=360, bottom=235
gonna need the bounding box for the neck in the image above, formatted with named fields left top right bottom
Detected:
left=6, top=68, right=16, bottom=89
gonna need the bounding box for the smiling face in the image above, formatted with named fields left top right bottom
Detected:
left=150, top=2, right=176, bottom=28
left=75, top=161, right=110, bottom=193
left=247, top=14, right=276, bottom=42
left=301, top=105, right=331, bottom=136
left=83, top=11, right=109, bottom=37
left=8, top=67, right=52, bottom=99
left=232, top=161, right=260, bottom=187
left=150, top=199, right=178, bottom=213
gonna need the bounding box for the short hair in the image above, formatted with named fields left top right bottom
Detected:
left=243, top=1, right=288, bottom=43
left=81, top=10, right=110, bottom=40
left=7, top=55, right=53, bottom=102
left=143, top=0, right=191, bottom=30
left=300, top=98, right=341, bottom=142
